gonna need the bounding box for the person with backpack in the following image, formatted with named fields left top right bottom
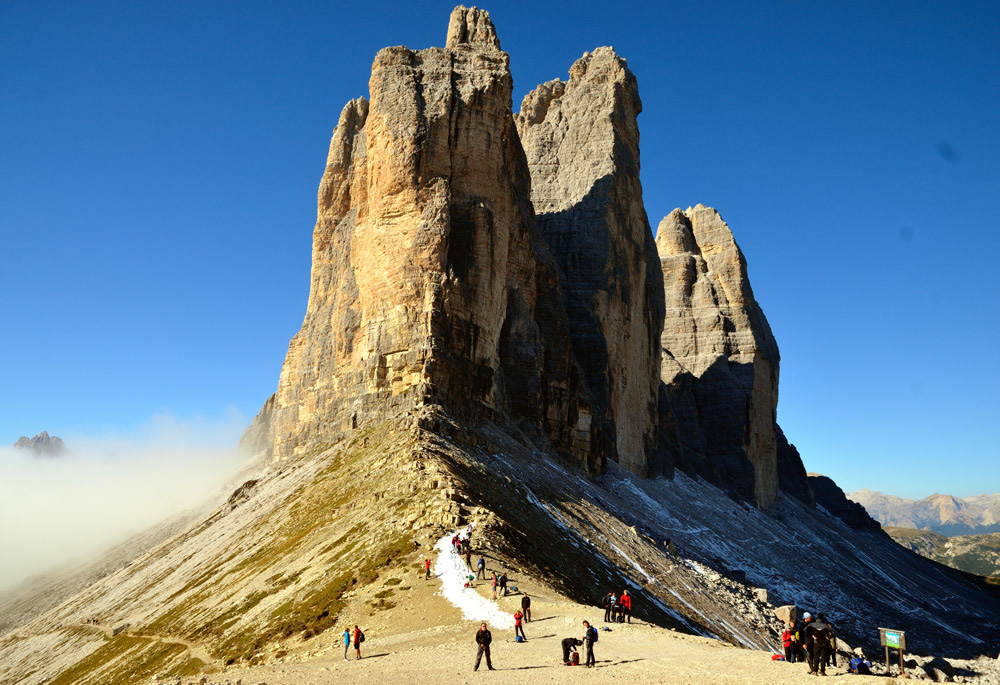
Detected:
left=561, top=636, right=582, bottom=665
left=465, top=547, right=472, bottom=570
left=620, top=590, right=631, bottom=623
left=582, top=620, right=597, bottom=668
left=474, top=622, right=494, bottom=671
left=805, top=612, right=834, bottom=676
left=352, top=624, right=365, bottom=660
left=513, top=609, right=526, bottom=641
left=521, top=591, right=531, bottom=622
left=499, top=572, right=509, bottom=597
left=602, top=592, right=612, bottom=622
left=343, top=628, right=351, bottom=661
left=781, top=622, right=796, bottom=663
left=798, top=613, right=812, bottom=665
left=476, top=556, right=486, bottom=580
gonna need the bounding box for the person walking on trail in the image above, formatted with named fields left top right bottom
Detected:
left=602, top=592, right=612, bottom=623
left=520, top=591, right=531, bottom=622
left=799, top=613, right=814, bottom=668
left=806, top=613, right=835, bottom=676
left=474, top=622, right=494, bottom=671
left=352, top=624, right=365, bottom=660
left=491, top=572, right=498, bottom=600
left=514, top=609, right=527, bottom=641
left=477, top=556, right=486, bottom=580
left=343, top=628, right=351, bottom=661
left=425, top=558, right=432, bottom=580
left=499, top=572, right=509, bottom=597
left=465, top=548, right=472, bottom=570
left=582, top=620, right=597, bottom=668
left=781, top=623, right=796, bottom=663
left=561, top=637, right=582, bottom=664
left=620, top=590, right=632, bottom=623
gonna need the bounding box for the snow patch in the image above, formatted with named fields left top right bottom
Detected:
left=433, top=532, right=510, bottom=629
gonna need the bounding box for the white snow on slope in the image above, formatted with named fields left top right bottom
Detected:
left=433, top=531, right=511, bottom=630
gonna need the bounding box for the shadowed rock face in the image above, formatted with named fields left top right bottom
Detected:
left=655, top=206, right=782, bottom=507
left=249, top=6, right=602, bottom=471
left=516, top=48, right=665, bottom=477
left=13, top=431, right=68, bottom=458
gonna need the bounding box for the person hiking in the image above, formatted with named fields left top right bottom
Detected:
left=476, top=556, right=486, bottom=580
left=781, top=622, right=796, bottom=663
left=474, top=622, right=494, bottom=671
left=343, top=628, right=351, bottom=661
left=514, top=609, right=526, bottom=641
left=798, top=613, right=812, bottom=665
left=582, top=620, right=597, bottom=668
left=806, top=613, right=835, bottom=676
left=499, top=572, right=509, bottom=597
left=602, top=592, right=612, bottom=622
left=465, top=548, right=472, bottom=570
left=352, top=624, right=364, bottom=660
left=607, top=592, right=617, bottom=623
left=520, top=591, right=531, bottom=622
left=425, top=558, right=432, bottom=580
left=620, top=590, right=632, bottom=623
left=491, top=572, right=498, bottom=600
left=561, top=637, right=582, bottom=664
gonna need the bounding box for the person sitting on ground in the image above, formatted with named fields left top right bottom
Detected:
left=514, top=609, right=526, bottom=641
left=521, top=591, right=531, bottom=622
left=474, top=622, right=494, bottom=671
left=561, top=636, right=582, bottom=664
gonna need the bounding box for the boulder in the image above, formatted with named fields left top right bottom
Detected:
left=923, top=656, right=956, bottom=682
left=774, top=605, right=797, bottom=625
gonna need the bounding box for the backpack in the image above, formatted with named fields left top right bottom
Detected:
left=850, top=657, right=870, bottom=675
left=359, top=630, right=366, bottom=644
left=589, top=626, right=598, bottom=643
left=570, top=652, right=580, bottom=665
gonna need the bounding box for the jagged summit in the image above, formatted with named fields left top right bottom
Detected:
left=445, top=5, right=501, bottom=50
left=12, top=431, right=68, bottom=457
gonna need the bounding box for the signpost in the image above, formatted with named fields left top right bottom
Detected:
left=879, top=628, right=907, bottom=676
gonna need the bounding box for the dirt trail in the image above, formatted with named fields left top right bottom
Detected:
left=80, top=622, right=216, bottom=665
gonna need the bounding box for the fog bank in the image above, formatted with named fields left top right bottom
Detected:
left=0, top=410, right=249, bottom=592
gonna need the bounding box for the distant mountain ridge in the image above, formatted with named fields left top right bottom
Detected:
left=12, top=431, right=68, bottom=458
left=849, top=489, right=1000, bottom=535
left=885, top=527, right=1000, bottom=578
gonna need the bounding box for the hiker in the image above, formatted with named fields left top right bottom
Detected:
left=521, top=591, right=531, bottom=622
left=602, top=592, right=613, bottom=622
left=781, top=622, right=796, bottom=663
left=582, top=620, right=597, bottom=668
left=514, top=609, right=526, bottom=641
left=343, top=628, right=351, bottom=661
left=474, top=622, right=495, bottom=671
left=476, top=556, right=486, bottom=580
left=825, top=618, right=839, bottom=667
left=425, top=558, right=432, bottom=580
left=607, top=592, right=617, bottom=623
left=352, top=624, right=364, bottom=660
left=798, top=613, right=812, bottom=665
left=499, top=572, right=509, bottom=597
left=491, top=572, right=498, bottom=600
left=620, top=590, right=631, bottom=623
left=806, top=612, right=835, bottom=676
left=465, top=548, right=472, bottom=570
left=561, top=637, right=582, bottom=664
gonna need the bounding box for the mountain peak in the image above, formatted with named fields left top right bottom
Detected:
left=12, top=432, right=68, bottom=457
left=445, top=5, right=501, bottom=50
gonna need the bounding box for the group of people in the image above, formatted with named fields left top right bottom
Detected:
left=600, top=590, right=633, bottom=623
left=781, top=612, right=837, bottom=676
left=559, top=620, right=599, bottom=668
left=342, top=624, right=365, bottom=661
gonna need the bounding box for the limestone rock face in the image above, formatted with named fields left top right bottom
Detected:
left=258, top=6, right=601, bottom=470
left=655, top=205, right=780, bottom=507
left=12, top=431, right=68, bottom=458
left=516, top=48, right=665, bottom=477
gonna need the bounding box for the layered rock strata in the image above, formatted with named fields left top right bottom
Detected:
left=516, top=48, right=665, bottom=477
left=655, top=205, right=781, bottom=507
left=254, top=6, right=601, bottom=471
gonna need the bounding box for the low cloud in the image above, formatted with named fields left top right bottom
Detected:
left=0, top=410, right=250, bottom=592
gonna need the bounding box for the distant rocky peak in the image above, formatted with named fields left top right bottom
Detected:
left=445, top=5, right=501, bottom=50
left=13, top=431, right=68, bottom=458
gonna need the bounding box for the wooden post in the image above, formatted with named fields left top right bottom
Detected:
left=885, top=645, right=891, bottom=674
left=900, top=647, right=905, bottom=677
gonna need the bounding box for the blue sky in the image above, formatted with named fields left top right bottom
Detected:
left=2, top=0, right=997, bottom=498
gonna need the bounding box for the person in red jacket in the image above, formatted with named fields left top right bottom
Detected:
left=782, top=623, right=796, bottom=663
left=514, top=609, right=527, bottom=641
left=620, top=590, right=632, bottom=623
left=353, top=624, right=364, bottom=660
left=425, top=558, right=431, bottom=580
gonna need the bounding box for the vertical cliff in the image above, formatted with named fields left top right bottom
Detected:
left=655, top=205, right=781, bottom=507
left=256, top=6, right=602, bottom=471
left=516, top=48, right=665, bottom=477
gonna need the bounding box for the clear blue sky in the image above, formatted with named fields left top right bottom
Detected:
left=2, top=1, right=997, bottom=498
